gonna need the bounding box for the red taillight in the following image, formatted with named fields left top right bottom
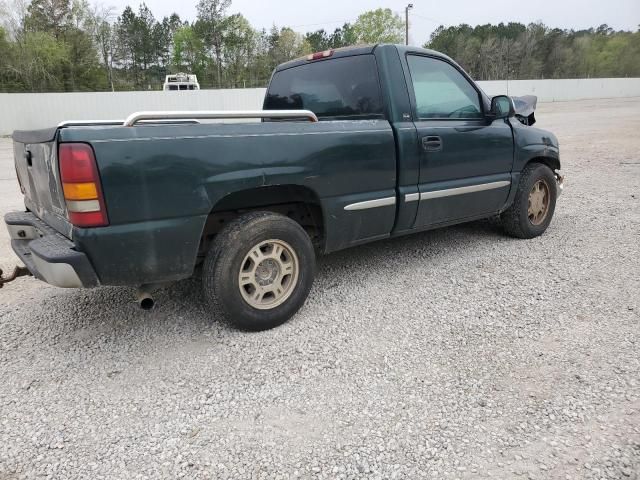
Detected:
left=307, top=49, right=333, bottom=61
left=59, top=143, right=109, bottom=227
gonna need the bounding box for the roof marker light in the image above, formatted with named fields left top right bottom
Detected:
left=307, top=49, right=333, bottom=61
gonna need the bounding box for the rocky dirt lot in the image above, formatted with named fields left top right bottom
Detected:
left=0, top=98, right=639, bottom=479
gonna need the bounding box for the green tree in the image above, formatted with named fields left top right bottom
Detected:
left=63, top=0, right=104, bottom=90
left=88, top=4, right=116, bottom=90
left=11, top=30, right=69, bottom=91
left=249, top=28, right=277, bottom=86
left=267, top=26, right=309, bottom=67
left=425, top=22, right=640, bottom=80
left=172, top=24, right=206, bottom=77
left=114, top=6, right=142, bottom=87
left=305, top=29, right=330, bottom=52
left=155, top=13, right=182, bottom=71
left=330, top=23, right=357, bottom=47
left=195, top=0, right=230, bottom=86
left=24, top=0, right=70, bottom=38
left=3, top=2, right=640, bottom=93
left=222, top=13, right=255, bottom=87
left=305, top=23, right=359, bottom=52
left=0, top=26, right=18, bottom=89
left=136, top=3, right=157, bottom=85
left=21, top=0, right=104, bottom=90
left=353, top=8, right=404, bottom=44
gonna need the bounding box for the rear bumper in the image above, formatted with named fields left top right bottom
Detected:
left=4, top=212, right=99, bottom=288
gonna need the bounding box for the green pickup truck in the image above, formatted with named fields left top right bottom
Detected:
left=3, top=44, right=563, bottom=330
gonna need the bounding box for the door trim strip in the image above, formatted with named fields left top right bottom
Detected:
left=344, top=196, right=396, bottom=211
left=418, top=180, right=511, bottom=201
left=405, top=193, right=420, bottom=202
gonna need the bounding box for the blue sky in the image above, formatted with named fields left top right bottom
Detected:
left=106, top=0, right=640, bottom=44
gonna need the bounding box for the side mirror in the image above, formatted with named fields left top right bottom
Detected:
left=489, top=95, right=515, bottom=120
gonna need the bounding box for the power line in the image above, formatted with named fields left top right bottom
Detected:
left=269, top=11, right=444, bottom=33
left=288, top=18, right=358, bottom=29
left=411, top=11, right=446, bottom=25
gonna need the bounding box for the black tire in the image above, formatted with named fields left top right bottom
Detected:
left=202, top=211, right=315, bottom=331
left=501, top=162, right=557, bottom=239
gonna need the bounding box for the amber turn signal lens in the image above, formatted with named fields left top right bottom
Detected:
left=63, top=182, right=98, bottom=200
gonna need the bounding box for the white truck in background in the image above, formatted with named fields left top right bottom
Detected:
left=163, top=73, right=200, bottom=91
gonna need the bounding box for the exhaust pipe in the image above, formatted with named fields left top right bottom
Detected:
left=135, top=282, right=173, bottom=310
left=137, top=291, right=155, bottom=310
left=135, top=283, right=167, bottom=310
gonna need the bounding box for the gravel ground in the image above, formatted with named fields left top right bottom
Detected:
left=0, top=98, right=639, bottom=480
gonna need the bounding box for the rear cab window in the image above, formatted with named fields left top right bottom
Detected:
left=264, top=55, right=384, bottom=120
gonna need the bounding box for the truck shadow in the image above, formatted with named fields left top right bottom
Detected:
left=6, top=218, right=506, bottom=347
left=163, top=217, right=505, bottom=322
left=316, top=218, right=504, bottom=273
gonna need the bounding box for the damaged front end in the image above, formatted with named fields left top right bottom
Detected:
left=512, top=95, right=537, bottom=126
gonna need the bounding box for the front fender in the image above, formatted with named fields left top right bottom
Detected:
left=511, top=121, right=561, bottom=172
left=519, top=143, right=560, bottom=170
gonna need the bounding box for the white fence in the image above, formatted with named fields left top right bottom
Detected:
left=478, top=78, right=640, bottom=101
left=0, top=88, right=267, bottom=135
left=1, top=78, right=639, bottom=135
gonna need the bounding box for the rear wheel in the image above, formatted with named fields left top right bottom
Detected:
left=202, top=211, right=315, bottom=331
left=501, top=162, right=557, bottom=239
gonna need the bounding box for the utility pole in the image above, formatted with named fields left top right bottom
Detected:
left=405, top=4, right=413, bottom=45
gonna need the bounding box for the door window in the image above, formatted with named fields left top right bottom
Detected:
left=407, top=55, right=483, bottom=119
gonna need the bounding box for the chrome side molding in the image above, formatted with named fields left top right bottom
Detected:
left=404, top=193, right=420, bottom=202
left=344, top=196, right=396, bottom=211
left=405, top=180, right=510, bottom=202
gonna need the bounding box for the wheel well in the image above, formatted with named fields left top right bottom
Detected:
left=528, top=156, right=560, bottom=172
left=198, top=185, right=324, bottom=261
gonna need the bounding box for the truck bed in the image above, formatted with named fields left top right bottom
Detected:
left=11, top=118, right=400, bottom=285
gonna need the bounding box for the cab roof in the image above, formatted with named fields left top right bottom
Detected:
left=274, top=44, right=455, bottom=72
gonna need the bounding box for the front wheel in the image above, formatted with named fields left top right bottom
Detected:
left=202, top=211, right=316, bottom=331
left=501, top=162, right=558, bottom=239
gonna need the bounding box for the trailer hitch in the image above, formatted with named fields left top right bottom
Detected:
left=0, top=266, right=31, bottom=288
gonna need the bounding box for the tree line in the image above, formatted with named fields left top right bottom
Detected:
left=426, top=22, right=640, bottom=80
left=0, top=0, right=405, bottom=92
left=0, top=0, right=638, bottom=92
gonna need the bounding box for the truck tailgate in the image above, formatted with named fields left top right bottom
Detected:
left=12, top=128, right=72, bottom=238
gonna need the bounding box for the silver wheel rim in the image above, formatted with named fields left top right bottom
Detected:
left=528, top=179, right=551, bottom=226
left=238, top=239, right=299, bottom=310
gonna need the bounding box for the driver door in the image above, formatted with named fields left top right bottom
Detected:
left=406, top=54, right=514, bottom=228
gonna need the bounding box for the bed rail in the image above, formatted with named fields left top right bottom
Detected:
left=122, top=110, right=318, bottom=127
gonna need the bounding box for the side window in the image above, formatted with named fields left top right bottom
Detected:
left=264, top=55, right=384, bottom=120
left=407, top=55, right=483, bottom=119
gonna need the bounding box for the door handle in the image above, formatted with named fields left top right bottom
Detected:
left=422, top=136, right=443, bottom=152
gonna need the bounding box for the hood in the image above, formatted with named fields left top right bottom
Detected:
left=511, top=95, right=537, bottom=126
